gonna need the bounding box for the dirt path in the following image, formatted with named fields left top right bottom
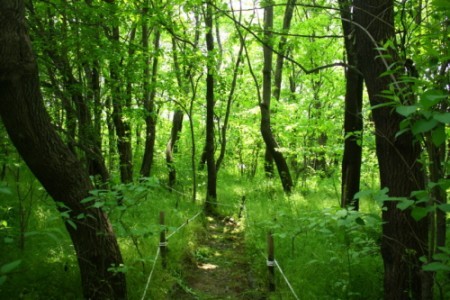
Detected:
left=168, top=215, right=266, bottom=299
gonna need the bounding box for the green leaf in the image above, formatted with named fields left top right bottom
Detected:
left=1, top=260, right=21, bottom=274
left=397, top=199, right=415, bottom=210
left=420, top=89, right=446, bottom=109
left=81, top=196, right=95, bottom=204
left=355, top=217, right=365, bottom=226
left=432, top=0, right=450, bottom=10
left=431, top=125, right=446, bottom=147
left=423, top=262, right=450, bottom=272
left=396, top=105, right=417, bottom=117
left=92, top=201, right=105, bottom=208
left=411, top=207, right=428, bottom=221
left=0, top=275, right=6, bottom=285
left=67, top=220, right=77, bottom=230
left=0, top=186, right=11, bottom=195
left=411, top=119, right=438, bottom=135
left=438, top=204, right=450, bottom=212
left=433, top=112, right=450, bottom=124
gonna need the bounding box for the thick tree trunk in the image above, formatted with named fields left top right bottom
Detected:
left=354, top=1, right=431, bottom=298
left=261, top=2, right=293, bottom=193
left=204, top=0, right=217, bottom=213
left=0, top=2, right=126, bottom=298
left=339, top=0, right=363, bottom=210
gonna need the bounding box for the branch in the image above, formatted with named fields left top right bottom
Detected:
left=214, top=2, right=352, bottom=75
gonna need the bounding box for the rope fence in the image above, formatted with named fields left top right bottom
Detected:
left=139, top=190, right=299, bottom=300
left=140, top=209, right=203, bottom=300
left=140, top=247, right=160, bottom=300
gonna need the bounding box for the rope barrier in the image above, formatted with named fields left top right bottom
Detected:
left=140, top=247, right=160, bottom=300
left=140, top=209, right=203, bottom=299
left=161, top=184, right=192, bottom=198
left=274, top=259, right=300, bottom=300
left=166, top=210, right=203, bottom=240
left=259, top=250, right=300, bottom=300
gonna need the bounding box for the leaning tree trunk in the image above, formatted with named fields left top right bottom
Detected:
left=354, top=1, right=432, bottom=298
left=261, top=1, right=293, bottom=194
left=339, top=0, right=363, bottom=210
left=0, top=1, right=126, bottom=298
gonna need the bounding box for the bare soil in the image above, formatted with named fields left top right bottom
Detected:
left=168, top=215, right=266, bottom=299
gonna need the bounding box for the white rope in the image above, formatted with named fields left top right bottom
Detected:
left=274, top=259, right=300, bottom=300
left=140, top=247, right=160, bottom=300
left=166, top=210, right=203, bottom=240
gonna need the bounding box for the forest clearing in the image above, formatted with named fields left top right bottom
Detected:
left=0, top=0, right=449, bottom=299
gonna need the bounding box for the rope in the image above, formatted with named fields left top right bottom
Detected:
left=161, top=184, right=191, bottom=198
left=140, top=247, right=160, bottom=300
left=274, top=259, right=300, bottom=300
left=166, top=210, right=203, bottom=240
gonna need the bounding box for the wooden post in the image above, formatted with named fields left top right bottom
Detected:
left=267, top=232, right=275, bottom=291
left=159, top=211, right=167, bottom=268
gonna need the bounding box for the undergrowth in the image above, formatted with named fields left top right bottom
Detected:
left=0, top=163, right=395, bottom=299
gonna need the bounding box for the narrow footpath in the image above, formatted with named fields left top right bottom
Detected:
left=168, top=215, right=266, bottom=299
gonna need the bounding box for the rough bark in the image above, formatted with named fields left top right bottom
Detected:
left=261, top=2, right=293, bottom=194
left=0, top=1, right=126, bottom=298
left=354, top=1, right=431, bottom=298
left=339, top=0, right=363, bottom=210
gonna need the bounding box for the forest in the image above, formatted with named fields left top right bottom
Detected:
left=0, top=0, right=449, bottom=299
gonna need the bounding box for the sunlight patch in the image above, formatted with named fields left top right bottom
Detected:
left=198, top=263, right=218, bottom=270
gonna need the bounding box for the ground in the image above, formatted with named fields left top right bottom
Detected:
left=168, top=215, right=267, bottom=299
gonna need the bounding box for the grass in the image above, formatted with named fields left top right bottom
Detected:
left=3, top=162, right=446, bottom=299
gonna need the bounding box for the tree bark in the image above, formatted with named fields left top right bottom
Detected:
left=204, top=0, right=217, bottom=213
left=0, top=1, right=126, bottom=298
left=261, top=1, right=293, bottom=194
left=273, top=0, right=296, bottom=102
left=339, top=0, right=363, bottom=210
left=140, top=19, right=160, bottom=178
left=166, top=110, right=184, bottom=187
left=354, top=1, right=431, bottom=298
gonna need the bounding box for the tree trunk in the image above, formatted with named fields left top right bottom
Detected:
left=354, top=1, right=431, bottom=298
left=141, top=21, right=160, bottom=177
left=166, top=110, right=184, bottom=187
left=339, top=0, right=363, bottom=210
left=109, top=5, right=133, bottom=184
left=0, top=1, right=126, bottom=298
left=261, top=1, right=293, bottom=194
left=273, top=0, right=296, bottom=102
left=204, top=0, right=217, bottom=213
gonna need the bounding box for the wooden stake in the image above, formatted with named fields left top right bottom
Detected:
left=160, top=211, right=167, bottom=268
left=267, top=232, right=275, bottom=291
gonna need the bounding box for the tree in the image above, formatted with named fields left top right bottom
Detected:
left=140, top=2, right=160, bottom=178
left=204, top=0, right=218, bottom=213
left=261, top=0, right=293, bottom=193
left=0, top=1, right=126, bottom=298
left=353, top=1, right=431, bottom=298
left=339, top=0, right=363, bottom=210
